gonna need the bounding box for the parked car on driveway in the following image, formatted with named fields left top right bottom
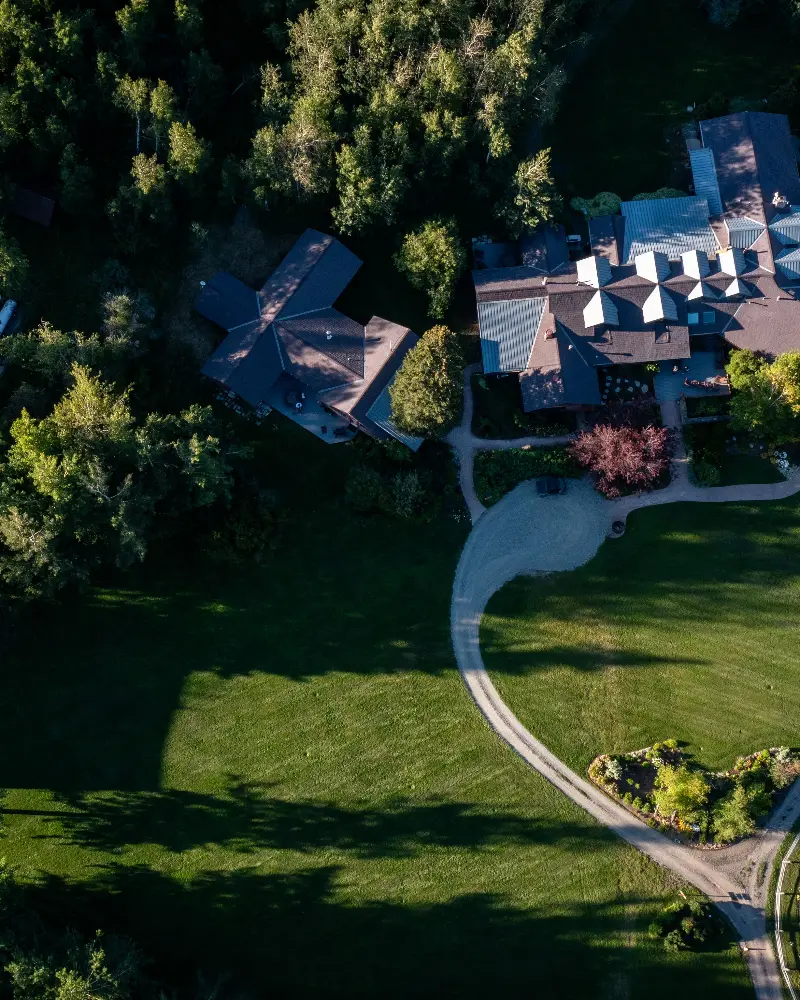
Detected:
left=537, top=476, right=566, bottom=497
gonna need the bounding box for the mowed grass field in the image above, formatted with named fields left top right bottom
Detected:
left=483, top=498, right=800, bottom=778
left=0, top=422, right=750, bottom=998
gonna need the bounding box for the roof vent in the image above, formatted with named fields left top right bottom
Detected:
left=326, top=330, right=333, bottom=339
left=544, top=329, right=556, bottom=340
left=773, top=191, right=790, bottom=212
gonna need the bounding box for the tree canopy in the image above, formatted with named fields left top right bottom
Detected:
left=726, top=348, right=800, bottom=442
left=394, top=218, right=466, bottom=320
left=389, top=325, right=464, bottom=438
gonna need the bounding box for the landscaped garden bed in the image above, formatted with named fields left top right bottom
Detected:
left=598, top=365, right=655, bottom=405
left=474, top=446, right=581, bottom=506
left=589, top=741, right=800, bottom=846
left=685, top=423, right=786, bottom=486
left=470, top=374, right=575, bottom=439
left=685, top=396, right=730, bottom=419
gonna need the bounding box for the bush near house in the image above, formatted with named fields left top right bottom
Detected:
left=474, top=447, right=580, bottom=506
left=588, top=743, right=800, bottom=845
left=470, top=374, right=575, bottom=439
left=570, top=424, right=673, bottom=498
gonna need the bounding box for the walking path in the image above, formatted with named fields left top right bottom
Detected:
left=448, top=371, right=800, bottom=999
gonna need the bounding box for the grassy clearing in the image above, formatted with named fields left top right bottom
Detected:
left=483, top=497, right=800, bottom=778
left=0, top=419, right=749, bottom=998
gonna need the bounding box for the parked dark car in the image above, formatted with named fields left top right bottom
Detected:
left=536, top=476, right=566, bottom=497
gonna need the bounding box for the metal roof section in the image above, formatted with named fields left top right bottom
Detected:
left=689, top=148, right=723, bottom=215
left=366, top=382, right=424, bottom=452
left=634, top=250, right=671, bottom=282
left=687, top=281, right=717, bottom=300
left=769, top=207, right=800, bottom=245
left=681, top=249, right=711, bottom=279
left=478, top=297, right=547, bottom=373
left=583, top=290, right=619, bottom=328
left=576, top=255, right=612, bottom=288
left=642, top=285, right=679, bottom=324
left=725, top=277, right=752, bottom=298
left=725, top=216, right=766, bottom=249
left=621, top=196, right=716, bottom=261
left=719, top=247, right=746, bottom=275
left=775, top=246, right=800, bottom=279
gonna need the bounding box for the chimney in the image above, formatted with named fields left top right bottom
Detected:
left=773, top=191, right=790, bottom=212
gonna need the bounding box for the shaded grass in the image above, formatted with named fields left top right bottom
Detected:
left=547, top=0, right=800, bottom=200
left=483, top=497, right=800, bottom=776
left=0, top=419, right=749, bottom=997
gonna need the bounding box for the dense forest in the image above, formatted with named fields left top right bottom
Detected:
left=0, top=0, right=607, bottom=613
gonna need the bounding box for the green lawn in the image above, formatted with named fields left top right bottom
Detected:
left=547, top=0, right=800, bottom=200
left=483, top=498, right=800, bottom=780
left=0, top=420, right=749, bottom=998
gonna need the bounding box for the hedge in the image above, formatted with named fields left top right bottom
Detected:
left=473, top=447, right=581, bottom=506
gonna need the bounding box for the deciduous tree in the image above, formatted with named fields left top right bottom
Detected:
left=389, top=325, right=464, bottom=437
left=394, top=218, right=466, bottom=320
left=496, top=148, right=562, bottom=238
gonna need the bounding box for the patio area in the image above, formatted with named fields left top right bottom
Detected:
left=266, top=374, right=356, bottom=445
left=653, top=351, right=729, bottom=402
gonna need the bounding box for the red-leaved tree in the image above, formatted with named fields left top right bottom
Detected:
left=570, top=424, right=674, bottom=498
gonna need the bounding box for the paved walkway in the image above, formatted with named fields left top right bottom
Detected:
left=445, top=364, right=574, bottom=524
left=448, top=369, right=800, bottom=999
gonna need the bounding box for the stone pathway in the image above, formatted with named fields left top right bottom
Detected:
left=447, top=367, right=800, bottom=1000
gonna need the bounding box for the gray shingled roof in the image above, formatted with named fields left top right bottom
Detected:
left=196, top=272, right=260, bottom=332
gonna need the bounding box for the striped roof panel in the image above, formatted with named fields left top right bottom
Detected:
left=775, top=246, right=800, bottom=279
left=770, top=208, right=800, bottom=246
left=690, top=148, right=723, bottom=215
left=621, top=196, right=717, bottom=262
left=478, top=297, right=547, bottom=373
left=725, top=216, right=765, bottom=249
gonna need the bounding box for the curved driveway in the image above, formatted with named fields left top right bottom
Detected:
left=451, top=474, right=800, bottom=1000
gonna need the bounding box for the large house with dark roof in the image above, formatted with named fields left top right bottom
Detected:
left=195, top=229, right=422, bottom=449
left=474, top=111, right=800, bottom=413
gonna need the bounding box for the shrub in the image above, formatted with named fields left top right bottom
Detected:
left=692, top=458, right=722, bottom=487
left=346, top=465, right=386, bottom=512
left=570, top=424, right=673, bottom=498
left=605, top=758, right=623, bottom=781
left=653, top=765, right=709, bottom=824
left=473, top=447, right=581, bottom=505
left=386, top=469, right=428, bottom=520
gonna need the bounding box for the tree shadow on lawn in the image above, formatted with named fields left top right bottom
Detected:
left=19, top=862, right=749, bottom=999
left=8, top=781, right=617, bottom=858
left=4, top=498, right=800, bottom=791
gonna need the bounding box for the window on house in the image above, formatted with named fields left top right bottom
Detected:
left=703, top=311, right=715, bottom=325
left=687, top=312, right=700, bottom=326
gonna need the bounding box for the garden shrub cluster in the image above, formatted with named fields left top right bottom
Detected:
left=345, top=438, right=463, bottom=522
left=685, top=396, right=730, bottom=419
left=648, top=899, right=724, bottom=953
left=473, top=447, right=581, bottom=506
left=588, top=742, right=800, bottom=846
left=684, top=422, right=727, bottom=487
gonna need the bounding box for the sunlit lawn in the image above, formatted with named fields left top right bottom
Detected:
left=0, top=422, right=749, bottom=998
left=483, top=498, right=800, bottom=777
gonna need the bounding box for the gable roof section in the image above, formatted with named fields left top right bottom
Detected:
left=276, top=309, right=365, bottom=378
left=255, top=229, right=362, bottom=324
left=577, top=255, right=613, bottom=288
left=770, top=208, right=800, bottom=245
left=635, top=250, right=671, bottom=282
left=687, top=280, right=717, bottom=300
left=478, top=297, right=547, bottom=373
left=775, top=246, right=800, bottom=280
left=689, top=148, right=723, bottom=215
left=681, top=249, right=711, bottom=279
left=725, top=216, right=765, bottom=249
left=196, top=272, right=261, bottom=332
left=700, top=112, right=800, bottom=225
left=642, top=285, right=679, bottom=323
left=719, top=247, right=746, bottom=276
left=583, top=290, right=619, bottom=328
left=274, top=323, right=361, bottom=393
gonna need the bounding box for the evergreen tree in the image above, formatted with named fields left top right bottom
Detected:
left=389, top=325, right=464, bottom=437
